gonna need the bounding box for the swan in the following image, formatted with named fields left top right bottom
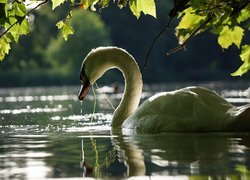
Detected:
left=78, top=46, right=250, bottom=133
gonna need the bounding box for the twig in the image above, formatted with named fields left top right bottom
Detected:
left=192, top=3, right=224, bottom=14
left=62, top=0, right=73, bottom=22
left=0, top=0, right=49, bottom=38
left=142, top=17, right=173, bottom=71
left=167, top=13, right=214, bottom=55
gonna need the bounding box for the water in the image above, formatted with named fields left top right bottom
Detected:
left=0, top=83, right=250, bottom=179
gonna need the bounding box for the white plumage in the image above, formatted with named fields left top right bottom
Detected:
left=78, top=46, right=250, bottom=133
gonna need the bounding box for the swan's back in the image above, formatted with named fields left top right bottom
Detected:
left=123, top=86, right=242, bottom=132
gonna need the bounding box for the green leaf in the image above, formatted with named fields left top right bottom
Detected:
left=13, top=3, right=26, bottom=17
left=18, top=18, right=30, bottom=34
left=231, top=26, right=244, bottom=48
left=129, top=0, right=139, bottom=17
left=129, top=0, right=156, bottom=19
left=80, top=0, right=98, bottom=11
left=231, top=45, right=250, bottom=76
left=56, top=20, right=74, bottom=40
left=237, top=8, right=250, bottom=23
left=56, top=20, right=64, bottom=29
left=100, top=0, right=110, bottom=8
left=3, top=17, right=30, bottom=43
left=177, top=8, right=206, bottom=30
left=176, top=8, right=206, bottom=43
left=210, top=26, right=222, bottom=35
left=51, top=0, right=67, bottom=10
left=4, top=3, right=10, bottom=17
left=61, top=23, right=74, bottom=41
left=218, top=25, right=244, bottom=49
left=0, top=36, right=11, bottom=61
left=0, top=0, right=7, bottom=3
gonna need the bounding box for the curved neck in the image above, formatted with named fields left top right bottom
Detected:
left=108, top=49, right=143, bottom=127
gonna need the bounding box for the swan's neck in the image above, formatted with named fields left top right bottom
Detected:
left=110, top=52, right=142, bottom=127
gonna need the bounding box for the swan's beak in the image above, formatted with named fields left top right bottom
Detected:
left=78, top=69, right=90, bottom=100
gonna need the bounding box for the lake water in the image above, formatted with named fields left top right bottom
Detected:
left=0, top=82, right=250, bottom=179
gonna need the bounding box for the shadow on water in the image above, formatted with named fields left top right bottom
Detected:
left=0, top=84, right=250, bottom=179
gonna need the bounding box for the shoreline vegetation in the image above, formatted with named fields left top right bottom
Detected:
left=0, top=69, right=249, bottom=88
left=1, top=2, right=250, bottom=87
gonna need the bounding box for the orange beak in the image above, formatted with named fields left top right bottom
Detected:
left=78, top=68, right=90, bottom=100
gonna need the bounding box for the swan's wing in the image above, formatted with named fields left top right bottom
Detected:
left=226, top=104, right=250, bottom=131
left=123, top=87, right=235, bottom=133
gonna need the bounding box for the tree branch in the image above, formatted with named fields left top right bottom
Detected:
left=142, top=17, right=173, bottom=71
left=0, top=0, right=49, bottom=39
left=167, top=13, right=214, bottom=56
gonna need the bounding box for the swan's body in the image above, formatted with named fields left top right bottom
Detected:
left=78, top=46, right=250, bottom=132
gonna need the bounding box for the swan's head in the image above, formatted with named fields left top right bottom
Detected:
left=78, top=47, right=119, bottom=100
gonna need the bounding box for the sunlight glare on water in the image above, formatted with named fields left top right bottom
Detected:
left=0, top=83, right=250, bottom=179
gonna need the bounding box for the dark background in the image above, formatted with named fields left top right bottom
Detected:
left=0, top=1, right=249, bottom=87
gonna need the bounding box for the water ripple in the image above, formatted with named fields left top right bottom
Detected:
left=0, top=107, right=67, bottom=115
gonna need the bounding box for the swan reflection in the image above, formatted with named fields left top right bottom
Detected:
left=1, top=125, right=250, bottom=179
left=80, top=128, right=250, bottom=179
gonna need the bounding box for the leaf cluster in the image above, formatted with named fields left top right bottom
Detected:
left=1, top=0, right=250, bottom=77
left=51, top=0, right=156, bottom=41
left=0, top=0, right=30, bottom=60
left=172, top=0, right=250, bottom=76
left=0, top=0, right=157, bottom=61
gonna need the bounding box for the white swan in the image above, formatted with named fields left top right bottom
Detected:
left=78, top=46, right=250, bottom=132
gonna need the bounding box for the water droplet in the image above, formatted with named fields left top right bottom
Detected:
left=80, top=100, right=83, bottom=116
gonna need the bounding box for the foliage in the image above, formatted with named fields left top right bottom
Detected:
left=174, top=0, right=250, bottom=76
left=0, top=3, right=112, bottom=86
left=0, top=3, right=64, bottom=72
left=0, top=0, right=250, bottom=77
left=232, top=45, right=250, bottom=76
left=1, top=1, right=244, bottom=87
left=53, top=0, right=250, bottom=76
left=45, top=9, right=111, bottom=77
left=129, top=0, right=156, bottom=18
left=0, top=0, right=156, bottom=62
left=0, top=0, right=30, bottom=60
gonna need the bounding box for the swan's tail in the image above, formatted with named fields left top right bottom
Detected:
left=227, top=104, right=250, bottom=131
